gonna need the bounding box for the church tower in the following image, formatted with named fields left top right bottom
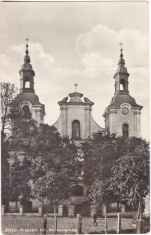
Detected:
left=14, top=40, right=45, bottom=124
left=103, top=47, right=143, bottom=138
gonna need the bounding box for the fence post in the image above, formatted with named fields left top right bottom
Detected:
left=43, top=215, right=47, bottom=235
left=19, top=205, right=23, bottom=216
left=76, top=214, right=82, bottom=234
left=68, top=205, right=75, bottom=217
left=136, top=220, right=144, bottom=234
left=90, top=205, right=97, bottom=217
left=58, top=205, right=63, bottom=216
left=121, top=205, right=125, bottom=215
left=39, top=206, right=42, bottom=217
left=117, top=213, right=121, bottom=234
left=102, top=205, right=107, bottom=217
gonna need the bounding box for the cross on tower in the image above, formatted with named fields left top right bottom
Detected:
left=120, top=42, right=123, bottom=49
left=74, top=84, right=78, bottom=92
left=25, top=38, right=30, bottom=44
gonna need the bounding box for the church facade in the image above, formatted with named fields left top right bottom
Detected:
left=54, top=92, right=104, bottom=143
left=8, top=43, right=143, bottom=215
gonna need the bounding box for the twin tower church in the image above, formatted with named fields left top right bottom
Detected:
left=15, top=42, right=142, bottom=140
left=9, top=42, right=143, bottom=214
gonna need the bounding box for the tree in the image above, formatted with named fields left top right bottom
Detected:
left=1, top=83, right=78, bottom=210
left=1, top=135, right=10, bottom=205
left=1, top=82, right=20, bottom=205
left=82, top=132, right=120, bottom=199
left=82, top=133, right=149, bottom=230
left=3, top=157, right=31, bottom=203
left=7, top=122, right=78, bottom=203
left=2, top=118, right=38, bottom=205
left=26, top=124, right=78, bottom=202
left=82, top=132, right=120, bottom=233
left=1, top=82, right=18, bottom=136
left=109, top=137, right=150, bottom=220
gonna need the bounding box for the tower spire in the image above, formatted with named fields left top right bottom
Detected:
left=24, top=38, right=30, bottom=63
left=19, top=38, right=35, bottom=93
left=113, top=44, right=129, bottom=94
left=118, top=43, right=125, bottom=66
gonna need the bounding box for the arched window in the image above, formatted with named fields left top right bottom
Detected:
left=120, top=79, right=125, bottom=91
left=71, top=185, right=84, bottom=196
left=72, top=120, right=80, bottom=140
left=24, top=77, right=30, bottom=89
left=122, top=124, right=129, bottom=138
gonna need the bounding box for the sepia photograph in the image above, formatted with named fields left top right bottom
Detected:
left=1, top=1, right=150, bottom=234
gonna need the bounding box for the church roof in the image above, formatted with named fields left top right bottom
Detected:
left=13, top=92, right=43, bottom=106
left=20, top=63, right=33, bottom=71
left=108, top=92, right=143, bottom=109
left=113, top=46, right=129, bottom=77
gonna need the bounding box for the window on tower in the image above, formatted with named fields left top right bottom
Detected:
left=120, top=79, right=125, bottom=91
left=25, top=81, right=30, bottom=88
left=72, top=120, right=81, bottom=140
left=122, top=124, right=129, bottom=138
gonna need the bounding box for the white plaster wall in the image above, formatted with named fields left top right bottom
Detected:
left=90, top=113, right=104, bottom=134
left=108, top=108, right=141, bottom=137
left=54, top=104, right=103, bottom=139
left=67, top=105, right=86, bottom=139
left=31, top=106, right=44, bottom=124
left=54, top=113, right=63, bottom=136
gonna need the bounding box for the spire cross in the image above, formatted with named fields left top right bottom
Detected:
left=74, top=84, right=78, bottom=92
left=25, top=38, right=30, bottom=44
left=120, top=42, right=123, bottom=49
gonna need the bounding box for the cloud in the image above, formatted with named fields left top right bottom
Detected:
left=11, top=43, right=54, bottom=70
left=76, top=24, right=148, bottom=68
left=82, top=53, right=113, bottom=68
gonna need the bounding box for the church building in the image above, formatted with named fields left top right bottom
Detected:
left=8, top=42, right=143, bottom=215
left=14, top=42, right=143, bottom=145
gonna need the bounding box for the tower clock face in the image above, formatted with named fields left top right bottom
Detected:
left=22, top=105, right=30, bottom=113
left=122, top=107, right=129, bottom=115
left=20, top=101, right=32, bottom=120
left=20, top=101, right=32, bottom=110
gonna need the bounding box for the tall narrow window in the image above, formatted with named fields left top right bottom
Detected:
left=122, top=124, right=129, bottom=138
left=72, top=120, right=80, bottom=140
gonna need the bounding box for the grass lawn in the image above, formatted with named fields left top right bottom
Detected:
left=1, top=216, right=136, bottom=234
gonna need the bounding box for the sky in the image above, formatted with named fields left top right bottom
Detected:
left=0, top=2, right=149, bottom=140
